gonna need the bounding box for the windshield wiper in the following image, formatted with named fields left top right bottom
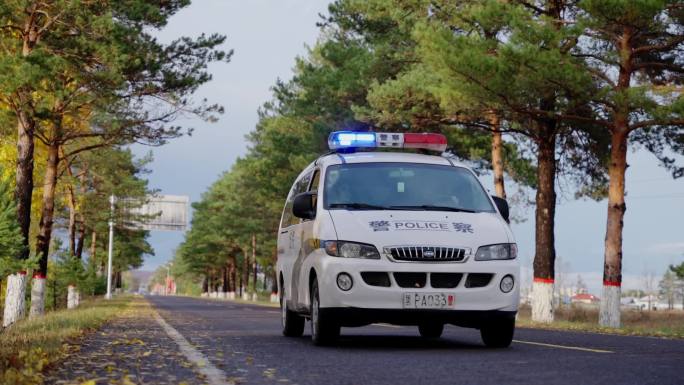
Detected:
left=389, top=205, right=476, bottom=213
left=329, top=203, right=390, bottom=210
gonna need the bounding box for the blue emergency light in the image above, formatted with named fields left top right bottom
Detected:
left=327, top=131, right=447, bottom=152
left=328, top=131, right=377, bottom=149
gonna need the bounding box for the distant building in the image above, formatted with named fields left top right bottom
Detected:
left=571, top=293, right=600, bottom=304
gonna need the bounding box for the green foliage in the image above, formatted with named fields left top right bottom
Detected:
left=576, top=0, right=684, bottom=177
left=671, top=262, right=684, bottom=279
left=0, top=168, right=23, bottom=257
left=0, top=167, right=25, bottom=276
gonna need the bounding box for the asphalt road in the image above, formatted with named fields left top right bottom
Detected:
left=147, top=295, right=683, bottom=385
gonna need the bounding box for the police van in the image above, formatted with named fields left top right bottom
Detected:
left=277, top=131, right=519, bottom=347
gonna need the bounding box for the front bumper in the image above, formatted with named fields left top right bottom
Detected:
left=314, top=250, right=519, bottom=313
left=320, top=308, right=517, bottom=328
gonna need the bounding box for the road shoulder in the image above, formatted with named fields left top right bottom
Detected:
left=45, top=298, right=206, bottom=385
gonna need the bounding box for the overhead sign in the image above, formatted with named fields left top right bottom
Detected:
left=125, top=194, right=189, bottom=231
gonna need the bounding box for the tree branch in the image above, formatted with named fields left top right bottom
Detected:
left=630, top=119, right=684, bottom=131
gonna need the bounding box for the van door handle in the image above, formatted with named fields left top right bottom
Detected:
left=280, top=230, right=289, bottom=234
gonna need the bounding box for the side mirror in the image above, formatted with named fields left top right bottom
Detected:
left=492, top=196, right=510, bottom=223
left=293, top=191, right=316, bottom=220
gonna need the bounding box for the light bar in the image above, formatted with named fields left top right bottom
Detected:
left=328, top=131, right=447, bottom=152
left=328, top=131, right=376, bottom=150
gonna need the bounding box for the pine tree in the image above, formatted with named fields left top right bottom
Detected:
left=573, top=0, right=684, bottom=327
left=0, top=168, right=23, bottom=276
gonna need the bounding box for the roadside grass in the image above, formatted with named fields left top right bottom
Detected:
left=0, top=295, right=133, bottom=384
left=517, top=304, right=684, bottom=339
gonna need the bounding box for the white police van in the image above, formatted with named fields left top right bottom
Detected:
left=277, top=131, right=519, bottom=347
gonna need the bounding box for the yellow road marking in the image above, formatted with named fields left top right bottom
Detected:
left=513, top=340, right=613, bottom=353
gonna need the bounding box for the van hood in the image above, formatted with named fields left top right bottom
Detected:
left=328, top=210, right=509, bottom=250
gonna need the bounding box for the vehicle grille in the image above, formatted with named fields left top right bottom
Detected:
left=386, top=246, right=467, bottom=262
left=361, top=272, right=391, bottom=287
left=465, top=273, right=493, bottom=288
left=431, top=273, right=463, bottom=288
left=393, top=273, right=427, bottom=288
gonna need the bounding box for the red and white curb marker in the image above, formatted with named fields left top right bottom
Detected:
left=30, top=273, right=47, bottom=318
left=3, top=271, right=28, bottom=327
left=67, top=285, right=78, bottom=309
left=599, top=280, right=621, bottom=328
left=531, top=277, right=554, bottom=323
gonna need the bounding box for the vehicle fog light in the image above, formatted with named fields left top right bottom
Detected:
left=337, top=273, right=353, bottom=291
left=500, top=275, right=514, bottom=293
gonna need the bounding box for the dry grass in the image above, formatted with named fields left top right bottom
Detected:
left=517, top=304, right=684, bottom=338
left=0, top=295, right=132, bottom=384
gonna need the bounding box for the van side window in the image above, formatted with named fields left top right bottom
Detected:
left=310, top=170, right=320, bottom=192
left=280, top=170, right=313, bottom=228
left=309, top=169, right=320, bottom=209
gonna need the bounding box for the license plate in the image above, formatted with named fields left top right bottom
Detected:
left=402, top=292, right=455, bottom=309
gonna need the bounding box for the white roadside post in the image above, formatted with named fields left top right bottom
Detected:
left=105, top=194, right=115, bottom=300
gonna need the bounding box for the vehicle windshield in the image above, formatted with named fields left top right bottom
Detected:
left=323, top=162, right=495, bottom=213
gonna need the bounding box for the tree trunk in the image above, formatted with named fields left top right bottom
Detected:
left=242, top=249, right=250, bottom=300
left=599, top=25, right=634, bottom=328
left=75, top=169, right=89, bottom=259
left=67, top=183, right=77, bottom=256
left=3, top=272, right=27, bottom=327
left=14, top=98, right=35, bottom=259
left=5, top=22, right=39, bottom=322
left=489, top=112, right=506, bottom=199
left=228, top=257, right=236, bottom=293
left=75, top=223, right=86, bottom=259
left=202, top=275, right=208, bottom=294
left=29, top=274, right=46, bottom=318
left=35, top=142, right=60, bottom=276
left=252, top=234, right=257, bottom=295
left=90, top=231, right=97, bottom=263
left=531, top=132, right=557, bottom=323
left=67, top=285, right=78, bottom=309
left=599, top=129, right=629, bottom=327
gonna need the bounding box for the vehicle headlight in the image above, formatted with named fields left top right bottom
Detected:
left=474, top=243, right=517, bottom=261
left=323, top=241, right=380, bottom=259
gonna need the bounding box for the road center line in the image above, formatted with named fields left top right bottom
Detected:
left=513, top=339, right=613, bottom=354
left=153, top=310, right=231, bottom=385
left=373, top=323, right=403, bottom=328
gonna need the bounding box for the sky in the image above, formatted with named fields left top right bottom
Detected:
left=133, top=0, right=684, bottom=294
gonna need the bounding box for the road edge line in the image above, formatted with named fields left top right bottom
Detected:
left=513, top=339, right=613, bottom=353
left=152, top=309, right=230, bottom=385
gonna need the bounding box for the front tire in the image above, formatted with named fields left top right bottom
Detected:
left=281, top=286, right=304, bottom=337
left=418, top=323, right=444, bottom=339
left=310, top=280, right=340, bottom=345
left=480, top=317, right=515, bottom=348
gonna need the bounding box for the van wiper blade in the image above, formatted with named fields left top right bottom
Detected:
left=390, top=205, right=476, bottom=213
left=329, top=203, right=390, bottom=210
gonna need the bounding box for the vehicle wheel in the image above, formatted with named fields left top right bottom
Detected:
left=418, top=323, right=444, bottom=339
left=310, top=280, right=340, bottom=345
left=281, top=287, right=304, bottom=337
left=480, top=317, right=515, bottom=348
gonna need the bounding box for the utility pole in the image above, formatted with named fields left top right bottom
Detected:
left=105, top=195, right=115, bottom=300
